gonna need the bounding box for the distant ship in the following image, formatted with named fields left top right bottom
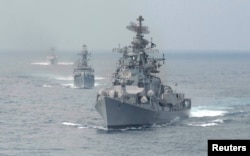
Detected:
left=47, top=48, right=58, bottom=65
left=95, top=16, right=191, bottom=129
left=73, top=44, right=95, bottom=89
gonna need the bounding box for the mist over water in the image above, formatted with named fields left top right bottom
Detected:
left=0, top=51, right=250, bottom=156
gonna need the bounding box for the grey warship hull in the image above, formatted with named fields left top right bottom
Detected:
left=96, top=97, right=190, bottom=129
left=74, top=74, right=94, bottom=89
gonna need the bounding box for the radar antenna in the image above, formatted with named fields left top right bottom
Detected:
left=126, top=16, right=150, bottom=34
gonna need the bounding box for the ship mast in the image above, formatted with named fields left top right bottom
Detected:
left=136, top=16, right=144, bottom=43
left=78, top=44, right=91, bottom=67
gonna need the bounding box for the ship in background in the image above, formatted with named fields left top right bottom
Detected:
left=95, top=16, right=191, bottom=129
left=73, top=44, right=95, bottom=89
left=47, top=47, right=58, bottom=65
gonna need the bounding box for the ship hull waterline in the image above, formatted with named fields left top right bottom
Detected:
left=74, top=74, right=94, bottom=89
left=95, top=97, right=190, bottom=129
left=48, top=58, right=57, bottom=65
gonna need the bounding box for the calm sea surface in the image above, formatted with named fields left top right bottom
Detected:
left=0, top=51, right=250, bottom=156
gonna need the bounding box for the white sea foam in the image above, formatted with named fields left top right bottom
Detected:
left=95, top=82, right=106, bottom=86
left=62, top=122, right=81, bottom=126
left=78, top=126, right=89, bottom=129
left=199, top=123, right=218, bottom=127
left=42, top=84, right=53, bottom=88
left=187, top=122, right=218, bottom=127
left=61, top=83, right=77, bottom=88
left=91, top=126, right=108, bottom=130
left=31, top=62, right=50, bottom=65
left=190, top=108, right=227, bottom=117
left=211, top=119, right=224, bottom=123
left=95, top=77, right=106, bottom=80
left=58, top=62, right=74, bottom=65
left=54, top=76, right=73, bottom=81
left=78, top=125, right=108, bottom=130
left=187, top=118, right=224, bottom=127
left=62, top=122, right=107, bottom=130
left=31, top=62, right=73, bottom=65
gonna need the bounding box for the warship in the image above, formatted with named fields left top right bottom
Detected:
left=47, top=47, right=58, bottom=65
left=95, top=16, right=191, bottom=129
left=73, top=44, right=95, bottom=89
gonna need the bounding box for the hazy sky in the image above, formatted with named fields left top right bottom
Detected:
left=1, top=0, right=250, bottom=52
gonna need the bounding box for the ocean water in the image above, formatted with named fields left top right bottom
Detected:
left=0, top=51, right=250, bottom=156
